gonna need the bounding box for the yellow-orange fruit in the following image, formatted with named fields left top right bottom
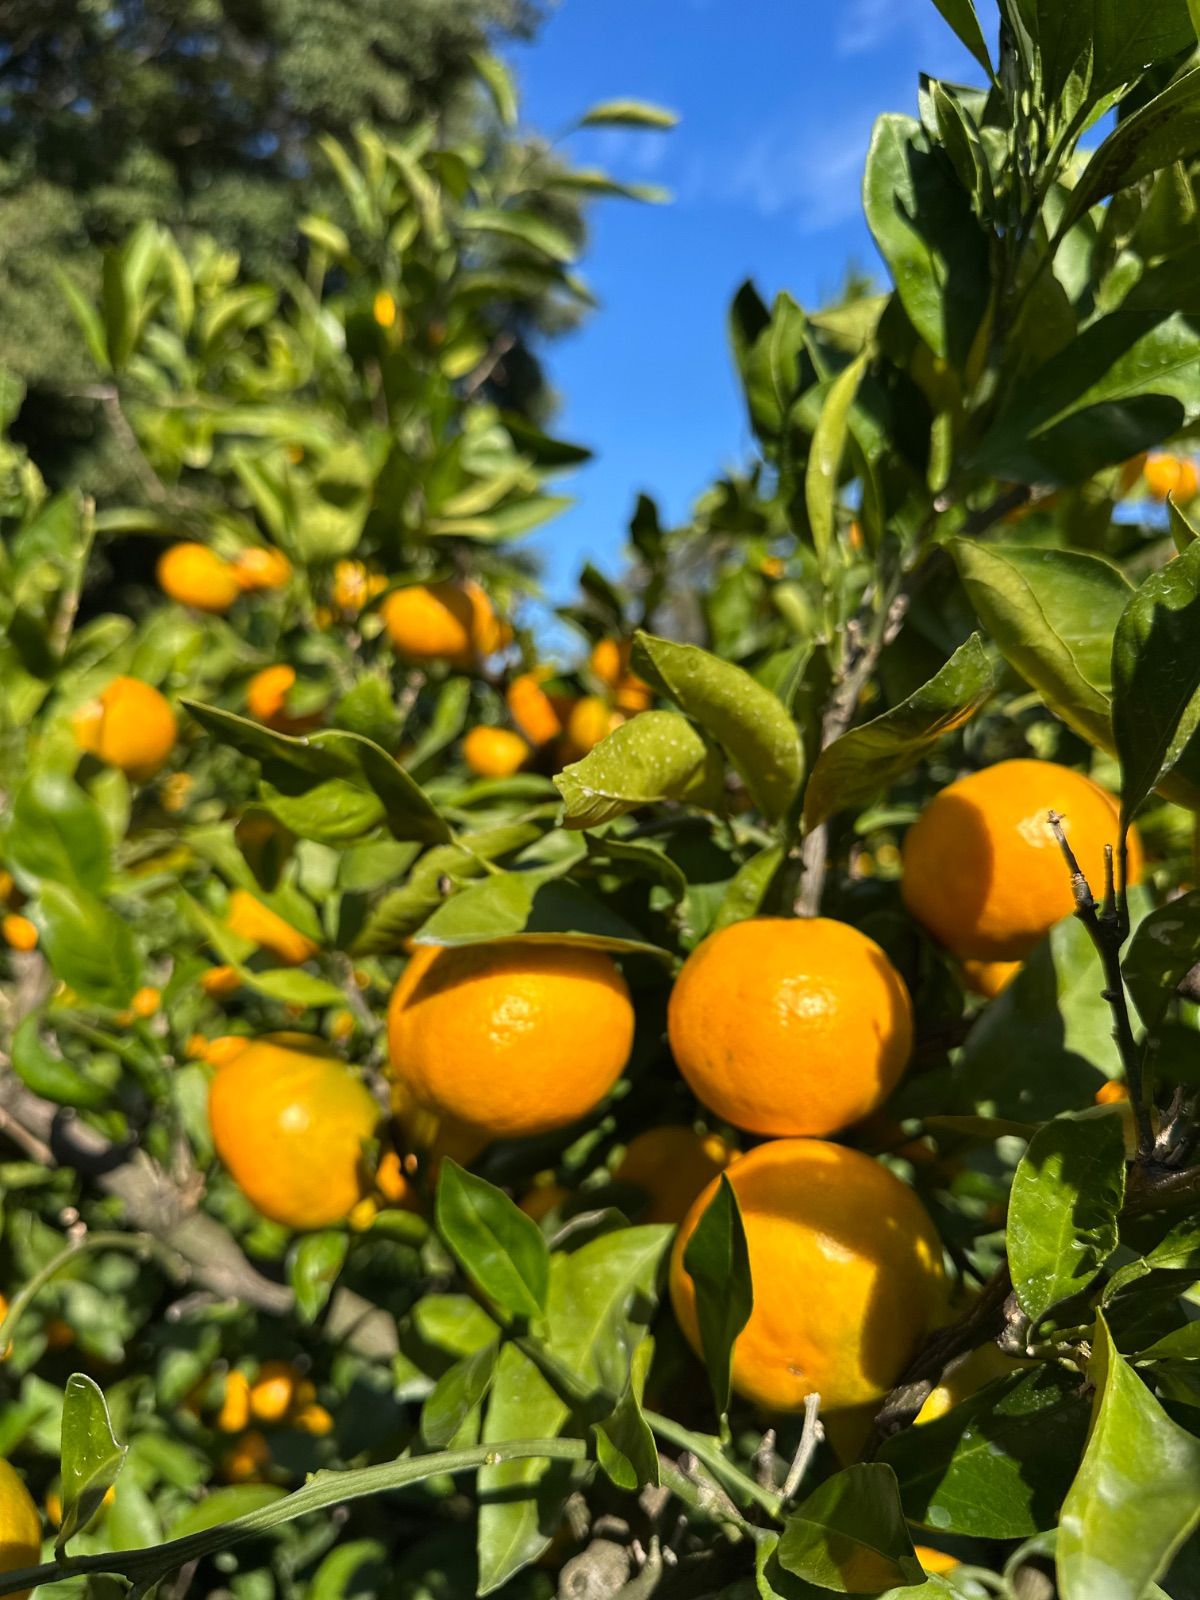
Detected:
left=221, top=1430, right=270, bottom=1484
left=2, top=915, right=37, bottom=953
left=331, top=560, right=387, bottom=614
left=72, top=676, right=177, bottom=780
left=131, top=986, right=160, bottom=1019
left=387, top=943, right=634, bottom=1140
left=205, top=1036, right=250, bottom=1067
left=374, top=1150, right=416, bottom=1208
left=0, top=1462, right=39, bottom=1595
left=208, top=1035, right=379, bottom=1229
left=614, top=674, right=652, bottom=715
left=293, top=1402, right=334, bottom=1435
left=373, top=291, right=398, bottom=329
left=249, top=1362, right=300, bottom=1424
left=0, top=871, right=13, bottom=903
left=1144, top=453, right=1200, bottom=501
left=202, top=965, right=241, bottom=999
left=507, top=671, right=565, bottom=746
left=233, top=548, right=291, bottom=592
left=462, top=726, right=530, bottom=778
left=670, top=1140, right=946, bottom=1412
left=381, top=580, right=500, bottom=667
left=564, top=696, right=621, bottom=759
left=246, top=665, right=296, bottom=727
left=613, top=1127, right=735, bottom=1224
left=916, top=1342, right=1027, bottom=1423
left=226, top=890, right=318, bottom=966
left=589, top=638, right=627, bottom=688
left=1095, top=1080, right=1130, bottom=1106
left=668, top=917, right=913, bottom=1138
left=902, top=760, right=1144, bottom=963
left=914, top=1548, right=960, bottom=1576
left=960, top=958, right=1020, bottom=999
left=157, top=543, right=241, bottom=612
left=216, top=1370, right=252, bottom=1433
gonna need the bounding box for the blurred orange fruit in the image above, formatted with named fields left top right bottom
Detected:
left=507, top=670, right=565, bottom=746
left=2, top=914, right=37, bottom=953
left=381, top=580, right=500, bottom=668
left=233, top=547, right=291, bottom=592
left=226, top=890, right=318, bottom=966
left=157, top=543, right=241, bottom=612
left=563, top=696, right=621, bottom=759
left=72, top=675, right=177, bottom=780
left=960, top=958, right=1020, bottom=999
left=613, top=1126, right=735, bottom=1224
left=462, top=726, right=530, bottom=778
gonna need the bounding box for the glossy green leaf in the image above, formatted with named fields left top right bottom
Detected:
left=576, top=99, right=679, bottom=130
left=416, top=870, right=669, bottom=961
left=711, top=843, right=786, bottom=932
left=805, top=353, right=868, bottom=572
left=1062, top=67, right=1200, bottom=234
left=10, top=1014, right=111, bottom=1110
left=954, top=540, right=1131, bottom=751
left=682, top=1175, right=753, bottom=1419
left=472, top=51, right=517, bottom=126
left=36, top=882, right=139, bottom=1009
left=593, top=1338, right=659, bottom=1493
left=8, top=771, right=112, bottom=894
left=880, top=1366, right=1091, bottom=1538
left=289, top=1231, right=349, bottom=1324
left=421, top=1341, right=499, bottom=1449
left=1102, top=1217, right=1200, bottom=1303
left=929, top=0, right=993, bottom=74
left=1121, top=890, right=1200, bottom=1028
left=58, top=1373, right=128, bottom=1551
left=632, top=632, right=804, bottom=820
left=167, top=1484, right=288, bottom=1539
left=1007, top=1111, right=1126, bottom=1324
left=863, top=114, right=988, bottom=365
left=555, top=709, right=724, bottom=829
left=1111, top=540, right=1200, bottom=825
left=804, top=633, right=992, bottom=828
left=436, top=1160, right=549, bottom=1322
left=737, top=290, right=809, bottom=440
left=1058, top=1314, right=1200, bottom=1600
left=776, top=1463, right=922, bottom=1593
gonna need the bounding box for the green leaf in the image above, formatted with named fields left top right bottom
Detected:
left=954, top=540, right=1131, bottom=750
left=632, top=632, right=804, bottom=821
left=805, top=353, right=869, bottom=572
left=416, top=871, right=670, bottom=961
left=776, top=1463, right=923, bottom=1593
left=929, top=0, right=993, bottom=74
left=1121, top=889, right=1200, bottom=1029
left=57, top=1373, right=128, bottom=1552
left=711, top=843, right=786, bottom=933
left=472, top=51, right=518, bottom=127
left=738, top=290, right=810, bottom=440
left=1007, top=1111, right=1126, bottom=1325
left=804, top=634, right=992, bottom=828
left=1062, top=67, right=1200, bottom=234
left=1058, top=1314, right=1200, bottom=1600
left=436, top=1160, right=550, bottom=1322
left=8, top=770, right=112, bottom=895
left=167, top=1484, right=288, bottom=1539
left=288, top=1232, right=349, bottom=1325
left=259, top=775, right=384, bottom=845
left=421, top=1341, right=499, bottom=1449
left=35, top=882, right=139, bottom=1009
left=1111, top=540, right=1200, bottom=826
left=879, top=1365, right=1091, bottom=1539
left=593, top=1338, right=659, bottom=1492
left=56, top=270, right=110, bottom=372
left=576, top=99, right=679, bottom=130
left=10, top=1014, right=111, bottom=1110
left=463, top=209, right=577, bottom=263
left=554, top=710, right=724, bottom=829
left=682, top=1175, right=753, bottom=1419
left=1169, top=493, right=1200, bottom=554
left=863, top=114, right=988, bottom=365
left=1103, top=1216, right=1200, bottom=1302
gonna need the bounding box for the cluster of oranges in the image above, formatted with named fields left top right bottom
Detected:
left=211, top=1361, right=333, bottom=1483
left=199, top=752, right=1138, bottom=1444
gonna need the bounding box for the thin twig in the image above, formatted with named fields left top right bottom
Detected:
left=780, top=1394, right=823, bottom=1504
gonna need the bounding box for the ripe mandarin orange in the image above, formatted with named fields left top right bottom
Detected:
left=246, top=665, right=297, bottom=727
left=668, top=917, right=913, bottom=1138
left=226, top=890, right=318, bottom=965
left=2, top=915, right=37, bottom=953
left=387, top=943, right=634, bottom=1140
left=208, top=1034, right=379, bottom=1229
left=901, top=760, right=1143, bottom=962
left=72, top=676, right=177, bottom=780
left=507, top=671, right=565, bottom=746
left=462, top=726, right=529, bottom=778
left=960, top=958, right=1020, bottom=999
left=670, top=1139, right=946, bottom=1412
left=381, top=579, right=500, bottom=667
left=1144, top=453, right=1199, bottom=501
left=232, top=547, right=291, bottom=592
left=0, top=1459, right=41, bottom=1600
left=157, top=543, right=241, bottom=612
left=563, top=696, right=621, bottom=759
left=914, top=1548, right=960, bottom=1576
left=613, top=1126, right=734, bottom=1224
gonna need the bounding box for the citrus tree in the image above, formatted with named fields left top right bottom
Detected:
left=2, top=6, right=1200, bottom=1600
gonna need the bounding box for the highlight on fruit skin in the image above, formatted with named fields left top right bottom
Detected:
left=71, top=675, right=178, bottom=781
left=226, top=889, right=319, bottom=966
left=208, top=1033, right=380, bottom=1229
left=670, top=1139, right=946, bottom=1413
left=157, top=542, right=242, bottom=612
left=612, top=1125, right=735, bottom=1224
left=462, top=725, right=530, bottom=778
left=668, top=916, right=913, bottom=1138
left=387, top=941, right=634, bottom=1141
left=381, top=578, right=501, bottom=667
left=901, top=759, right=1144, bottom=963
left=0, top=1457, right=41, bottom=1600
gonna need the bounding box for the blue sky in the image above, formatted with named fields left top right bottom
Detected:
left=506, top=0, right=982, bottom=603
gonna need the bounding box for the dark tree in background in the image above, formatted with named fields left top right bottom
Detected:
left=0, top=0, right=548, bottom=479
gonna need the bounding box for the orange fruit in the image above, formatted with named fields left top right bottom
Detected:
left=232, top=548, right=291, bottom=592
left=960, top=958, right=1020, bottom=999
left=462, top=726, right=530, bottom=778
left=332, top=560, right=387, bottom=614
left=589, top=638, right=627, bottom=688
left=374, top=1150, right=416, bottom=1208
left=249, top=1362, right=300, bottom=1424
left=72, top=675, right=177, bottom=781
left=2, top=914, right=37, bottom=953
left=668, top=917, right=913, bottom=1138
left=0, top=1460, right=40, bottom=1600
left=292, top=1401, right=334, bottom=1435
left=205, top=1035, right=250, bottom=1067
left=563, top=696, right=621, bottom=759
left=670, top=1140, right=946, bottom=1412
left=216, top=1370, right=252, bottom=1433
left=914, top=1547, right=960, bottom=1576
left=208, top=1034, right=379, bottom=1229
left=387, top=943, right=634, bottom=1140
left=902, top=760, right=1144, bottom=962
left=1144, top=453, right=1199, bottom=501
left=202, top=965, right=241, bottom=999
left=246, top=664, right=297, bottom=728
left=373, top=291, right=398, bottom=329
left=507, top=671, right=565, bottom=746
left=381, top=580, right=500, bottom=668
left=157, top=543, right=241, bottom=612
left=613, top=1127, right=735, bottom=1224
left=1095, top=1080, right=1129, bottom=1106
left=226, top=890, right=318, bottom=966
left=916, top=1341, right=1026, bottom=1424
left=131, top=986, right=160, bottom=1019
left=222, top=1430, right=271, bottom=1484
